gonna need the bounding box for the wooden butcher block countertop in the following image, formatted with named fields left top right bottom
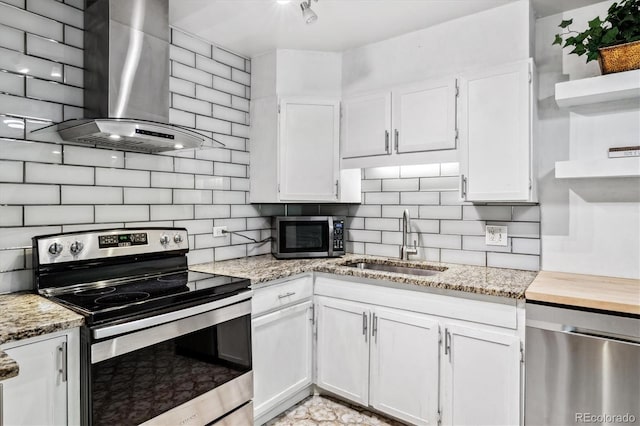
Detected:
left=526, top=271, right=640, bottom=315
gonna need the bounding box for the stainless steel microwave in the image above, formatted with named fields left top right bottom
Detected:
left=273, top=216, right=345, bottom=259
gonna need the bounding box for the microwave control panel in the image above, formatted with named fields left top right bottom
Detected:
left=333, top=220, right=344, bottom=251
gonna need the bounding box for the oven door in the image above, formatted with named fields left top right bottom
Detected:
left=274, top=217, right=333, bottom=258
left=84, top=296, right=252, bottom=426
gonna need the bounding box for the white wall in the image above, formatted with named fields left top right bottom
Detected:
left=342, top=0, right=532, bottom=95
left=535, top=1, right=640, bottom=279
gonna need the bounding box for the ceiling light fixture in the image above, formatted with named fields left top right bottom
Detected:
left=300, top=0, right=318, bottom=24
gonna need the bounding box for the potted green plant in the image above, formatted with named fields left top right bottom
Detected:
left=553, top=0, right=640, bottom=74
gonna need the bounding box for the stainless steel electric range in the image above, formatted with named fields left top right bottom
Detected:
left=32, top=228, right=253, bottom=426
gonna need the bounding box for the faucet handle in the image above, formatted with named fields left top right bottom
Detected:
left=413, top=239, right=417, bottom=248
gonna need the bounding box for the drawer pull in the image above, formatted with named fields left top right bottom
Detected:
left=278, top=291, right=296, bottom=299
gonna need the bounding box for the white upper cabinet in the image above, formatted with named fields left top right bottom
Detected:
left=341, top=77, right=459, bottom=168
left=459, top=59, right=535, bottom=202
left=279, top=98, right=340, bottom=201
left=341, top=91, right=392, bottom=158
left=393, top=78, right=457, bottom=154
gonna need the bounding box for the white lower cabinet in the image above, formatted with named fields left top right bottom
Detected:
left=441, top=324, right=521, bottom=426
left=316, top=297, right=439, bottom=426
left=1, top=328, right=79, bottom=426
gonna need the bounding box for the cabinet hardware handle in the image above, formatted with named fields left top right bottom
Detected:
left=362, top=312, right=368, bottom=342
left=444, top=329, right=451, bottom=361
left=384, top=130, right=390, bottom=153
left=394, top=129, right=399, bottom=152
left=59, top=342, right=68, bottom=382
left=335, top=179, right=339, bottom=199
left=460, top=174, right=467, bottom=200
left=372, top=313, right=378, bottom=343
left=278, top=291, right=296, bottom=299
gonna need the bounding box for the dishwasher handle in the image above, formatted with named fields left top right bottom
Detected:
left=563, top=326, right=640, bottom=346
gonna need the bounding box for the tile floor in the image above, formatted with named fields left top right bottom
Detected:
left=266, top=395, right=406, bottom=426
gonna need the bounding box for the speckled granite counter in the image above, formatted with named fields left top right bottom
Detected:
left=191, top=254, right=538, bottom=300
left=0, top=293, right=84, bottom=381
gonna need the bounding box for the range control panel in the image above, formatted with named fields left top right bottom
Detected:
left=333, top=220, right=344, bottom=251
left=98, top=232, right=148, bottom=249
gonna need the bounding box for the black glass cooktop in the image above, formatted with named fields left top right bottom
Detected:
left=50, top=270, right=250, bottom=326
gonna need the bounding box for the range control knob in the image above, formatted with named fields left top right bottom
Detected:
left=173, top=234, right=183, bottom=244
left=48, top=242, right=63, bottom=256
left=70, top=241, right=84, bottom=255
left=160, top=234, right=170, bottom=246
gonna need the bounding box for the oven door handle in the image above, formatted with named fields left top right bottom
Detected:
left=91, top=296, right=252, bottom=364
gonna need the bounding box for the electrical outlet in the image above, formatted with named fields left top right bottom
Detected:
left=213, top=226, right=227, bottom=237
left=486, top=225, right=508, bottom=246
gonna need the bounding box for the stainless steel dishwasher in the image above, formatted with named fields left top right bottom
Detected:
left=525, top=302, right=640, bottom=426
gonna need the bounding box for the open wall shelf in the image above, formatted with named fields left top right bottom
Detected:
left=555, top=157, right=640, bottom=179
left=555, top=69, right=640, bottom=108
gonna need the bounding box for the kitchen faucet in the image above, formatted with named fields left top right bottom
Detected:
left=400, top=209, right=418, bottom=260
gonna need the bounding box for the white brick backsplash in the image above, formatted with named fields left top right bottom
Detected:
left=0, top=24, right=24, bottom=51
left=212, top=190, right=245, bottom=204
left=0, top=116, right=25, bottom=139
left=415, top=247, right=441, bottom=262
left=512, top=206, right=540, bottom=222
left=400, top=164, right=440, bottom=178
left=419, top=205, right=462, bottom=220
left=170, top=77, right=196, bottom=97
left=463, top=206, right=512, bottom=221
left=175, top=158, right=213, bottom=175
left=25, top=205, right=92, bottom=225
left=169, top=108, right=196, bottom=129
left=487, top=221, right=540, bottom=238
left=0, top=225, right=61, bottom=249
left=0, top=160, right=22, bottom=182
left=196, top=85, right=232, bottom=106
left=382, top=178, right=419, bottom=192
left=173, top=189, right=213, bottom=204
left=172, top=62, right=211, bottom=87
left=213, top=48, right=245, bottom=70
left=440, top=220, right=485, bottom=235
left=196, top=147, right=231, bottom=163
left=366, top=192, right=399, bottom=205
left=512, top=238, right=541, bottom=255
left=401, top=191, right=439, bottom=205
left=26, top=34, right=83, bottom=67
left=196, top=55, right=231, bottom=79
left=62, top=223, right=123, bottom=233
left=0, top=47, right=63, bottom=83
left=64, top=145, right=123, bottom=168
left=0, top=3, right=63, bottom=41
left=361, top=180, right=382, bottom=192
left=365, top=243, right=399, bottom=258
left=441, top=249, right=486, bottom=266
left=487, top=252, right=539, bottom=271
left=0, top=183, right=59, bottom=204
left=231, top=178, right=249, bottom=191
left=381, top=231, right=402, bottom=245
left=364, top=166, right=399, bottom=179
left=196, top=115, right=232, bottom=134
left=231, top=68, right=250, bottom=85
left=195, top=175, right=229, bottom=190
left=64, top=65, right=83, bottom=87
left=174, top=219, right=213, bottom=235
left=348, top=230, right=381, bottom=243
left=151, top=172, right=194, bottom=189
left=247, top=217, right=271, bottom=230
left=0, top=206, right=22, bottom=227
left=95, top=168, right=150, bottom=188
left=0, top=249, right=25, bottom=272
left=409, top=219, right=439, bottom=234
left=419, top=176, right=459, bottom=191
left=214, top=218, right=246, bottom=232
left=27, top=78, right=83, bottom=107
left=247, top=241, right=271, bottom=256
left=0, top=72, right=24, bottom=97
left=365, top=218, right=399, bottom=231
left=0, top=270, right=32, bottom=293
left=0, top=93, right=62, bottom=122
left=187, top=248, right=214, bottom=266
left=349, top=205, right=381, bottom=217
left=231, top=123, right=249, bottom=138
left=213, top=105, right=247, bottom=124
left=64, top=25, right=83, bottom=49
left=215, top=244, right=246, bottom=261
left=346, top=217, right=364, bottom=229
left=27, top=0, right=83, bottom=28
left=194, top=205, right=230, bottom=219
left=172, top=29, right=211, bottom=57
left=215, top=162, right=246, bottom=177
left=124, top=152, right=174, bottom=172
left=381, top=205, right=419, bottom=219
left=231, top=204, right=261, bottom=217
left=170, top=45, right=195, bottom=67
left=213, top=76, right=245, bottom=97
left=124, top=188, right=172, bottom=204
left=462, top=235, right=511, bottom=253
left=95, top=205, right=149, bottom=223
left=25, top=163, right=92, bottom=185
left=440, top=162, right=460, bottom=176
left=173, top=94, right=211, bottom=116
left=419, top=234, right=461, bottom=249
left=213, top=133, right=246, bottom=150
left=62, top=186, right=122, bottom=204
left=232, top=96, right=249, bottom=112
left=439, top=191, right=470, bottom=206
left=150, top=205, right=194, bottom=221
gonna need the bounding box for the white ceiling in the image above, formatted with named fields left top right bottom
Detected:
left=169, top=0, right=605, bottom=58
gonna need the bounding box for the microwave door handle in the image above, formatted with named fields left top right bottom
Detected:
left=328, top=217, right=334, bottom=257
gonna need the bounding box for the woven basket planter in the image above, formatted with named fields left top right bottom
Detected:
left=598, top=40, right=640, bottom=74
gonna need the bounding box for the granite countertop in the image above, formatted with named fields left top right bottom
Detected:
left=192, top=253, right=538, bottom=300
left=0, top=293, right=84, bottom=381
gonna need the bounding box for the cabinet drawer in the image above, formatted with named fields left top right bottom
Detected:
left=252, top=275, right=313, bottom=316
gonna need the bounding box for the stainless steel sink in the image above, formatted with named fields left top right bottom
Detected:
left=346, top=262, right=443, bottom=277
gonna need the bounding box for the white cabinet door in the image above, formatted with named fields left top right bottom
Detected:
left=369, top=307, right=440, bottom=426
left=316, top=296, right=370, bottom=405
left=459, top=59, right=533, bottom=202
left=279, top=97, right=340, bottom=201
left=441, top=324, right=521, bottom=426
left=342, top=91, right=392, bottom=158
left=393, top=78, right=457, bottom=154
left=2, top=335, right=67, bottom=426
left=252, top=301, right=314, bottom=419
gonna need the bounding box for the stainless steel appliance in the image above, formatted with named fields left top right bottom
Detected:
left=273, top=216, right=345, bottom=259
left=525, top=302, right=640, bottom=426
left=33, top=228, right=253, bottom=426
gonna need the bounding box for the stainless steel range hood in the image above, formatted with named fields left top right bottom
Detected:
left=37, top=0, right=215, bottom=153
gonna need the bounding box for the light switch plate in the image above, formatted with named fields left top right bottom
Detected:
left=213, top=226, right=227, bottom=237
left=486, top=225, right=508, bottom=246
